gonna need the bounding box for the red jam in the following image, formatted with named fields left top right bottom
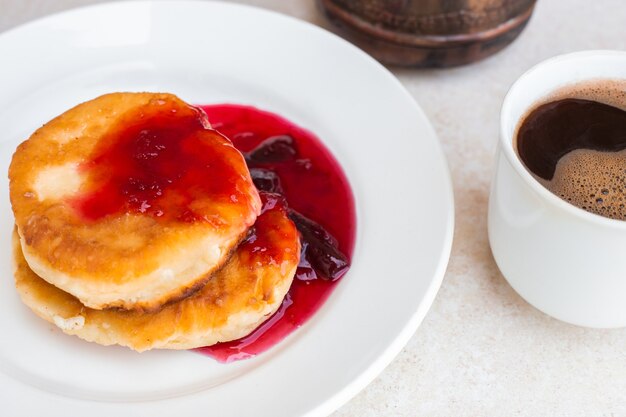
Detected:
left=72, top=99, right=252, bottom=223
left=238, top=192, right=294, bottom=265
left=196, top=104, right=356, bottom=363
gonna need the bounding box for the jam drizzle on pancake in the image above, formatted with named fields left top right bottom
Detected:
left=74, top=100, right=253, bottom=224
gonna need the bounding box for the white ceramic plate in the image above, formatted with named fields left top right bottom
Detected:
left=0, top=2, right=454, bottom=416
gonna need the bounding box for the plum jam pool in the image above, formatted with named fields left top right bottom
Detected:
left=196, top=104, right=356, bottom=363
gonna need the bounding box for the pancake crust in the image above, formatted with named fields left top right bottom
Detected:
left=9, top=93, right=262, bottom=311
left=13, top=198, right=300, bottom=352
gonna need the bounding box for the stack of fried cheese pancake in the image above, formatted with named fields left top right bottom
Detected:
left=9, top=92, right=300, bottom=352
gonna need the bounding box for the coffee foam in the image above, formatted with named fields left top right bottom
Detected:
left=538, top=149, right=626, bottom=220
left=546, top=79, right=626, bottom=111
left=520, top=79, right=626, bottom=220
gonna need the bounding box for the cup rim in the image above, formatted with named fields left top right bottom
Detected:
left=499, top=49, right=626, bottom=229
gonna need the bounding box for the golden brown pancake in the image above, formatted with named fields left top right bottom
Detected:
left=9, top=92, right=261, bottom=311
left=13, top=196, right=300, bottom=352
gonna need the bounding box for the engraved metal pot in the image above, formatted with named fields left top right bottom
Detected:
left=318, top=0, right=537, bottom=67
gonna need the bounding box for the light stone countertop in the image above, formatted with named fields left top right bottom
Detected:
left=1, top=0, right=625, bottom=415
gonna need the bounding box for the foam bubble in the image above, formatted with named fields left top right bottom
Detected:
left=539, top=149, right=626, bottom=220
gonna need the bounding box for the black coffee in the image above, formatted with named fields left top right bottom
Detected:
left=516, top=81, right=626, bottom=220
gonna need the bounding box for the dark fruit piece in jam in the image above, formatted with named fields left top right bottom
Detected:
left=242, top=123, right=350, bottom=281
left=288, top=210, right=350, bottom=281
left=196, top=104, right=356, bottom=363
left=249, top=168, right=283, bottom=194
left=245, top=135, right=297, bottom=164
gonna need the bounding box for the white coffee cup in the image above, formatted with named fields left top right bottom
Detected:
left=488, top=50, right=626, bottom=328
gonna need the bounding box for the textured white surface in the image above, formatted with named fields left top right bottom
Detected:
left=1, top=0, right=625, bottom=415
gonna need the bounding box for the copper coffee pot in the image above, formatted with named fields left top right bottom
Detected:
left=318, top=0, right=537, bottom=67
